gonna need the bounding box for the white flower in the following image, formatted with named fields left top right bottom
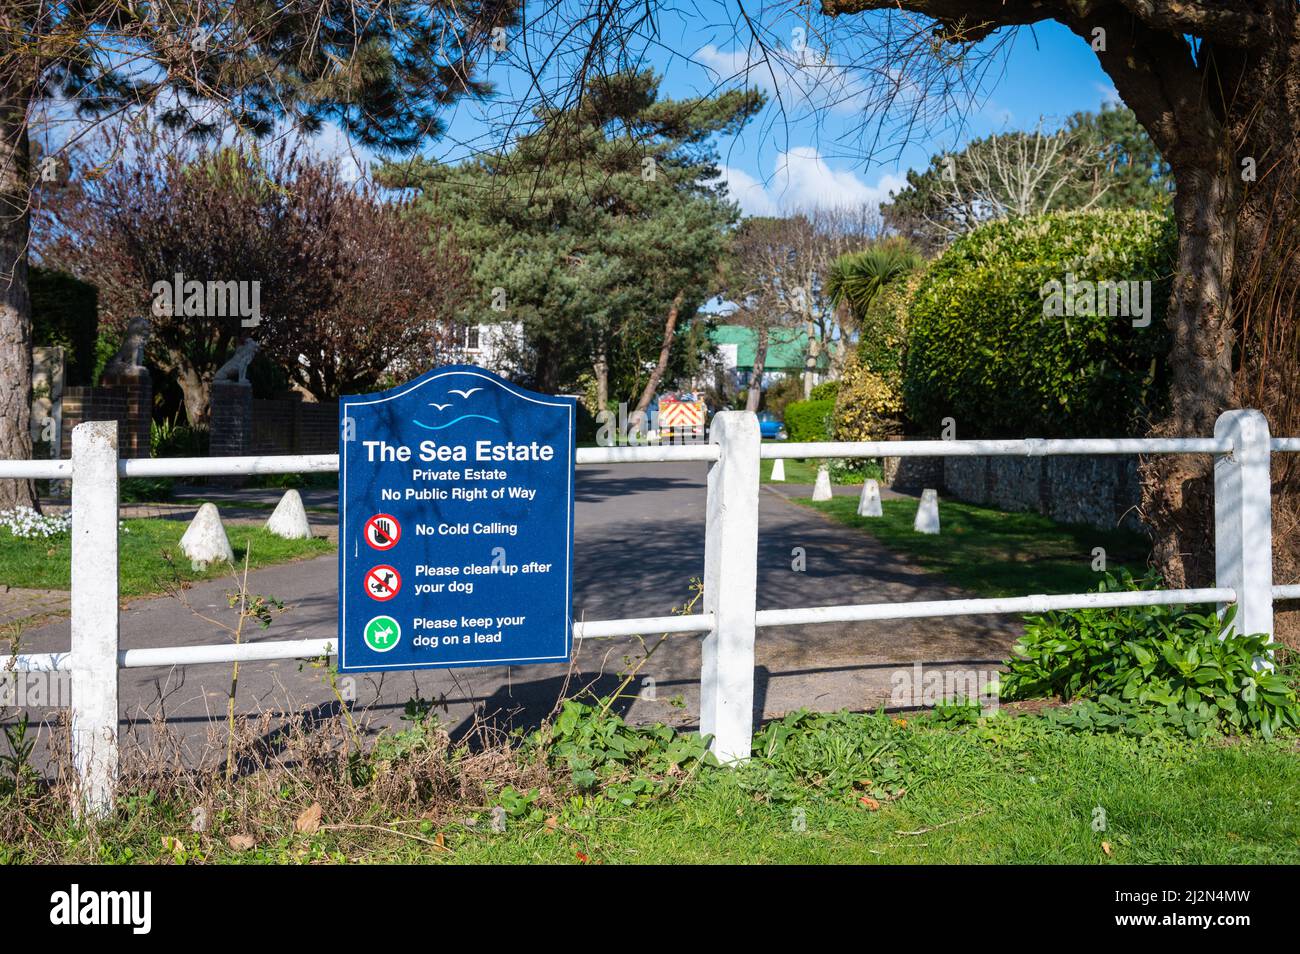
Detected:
left=0, top=506, right=73, bottom=539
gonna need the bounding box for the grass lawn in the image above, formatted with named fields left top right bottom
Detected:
left=761, top=454, right=880, bottom=486
left=439, top=724, right=1300, bottom=865
left=47, top=712, right=1300, bottom=865
left=800, top=496, right=1151, bottom=598
left=0, top=519, right=334, bottom=598
left=762, top=456, right=825, bottom=484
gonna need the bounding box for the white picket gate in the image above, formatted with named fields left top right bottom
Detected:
left=2, top=408, right=1297, bottom=815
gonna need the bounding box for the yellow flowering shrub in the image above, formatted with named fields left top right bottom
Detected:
left=832, top=354, right=904, bottom=442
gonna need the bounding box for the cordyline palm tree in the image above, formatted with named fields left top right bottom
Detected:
left=824, top=240, right=922, bottom=327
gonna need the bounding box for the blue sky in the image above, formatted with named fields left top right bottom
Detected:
left=55, top=5, right=1120, bottom=217
left=327, top=8, right=1123, bottom=217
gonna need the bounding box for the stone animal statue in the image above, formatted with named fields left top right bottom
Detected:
left=215, top=338, right=259, bottom=385
left=100, top=316, right=152, bottom=381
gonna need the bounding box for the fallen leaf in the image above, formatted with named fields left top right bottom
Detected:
left=227, top=834, right=255, bottom=851
left=544, top=816, right=559, bottom=832
left=860, top=796, right=881, bottom=811
left=295, top=802, right=322, bottom=834
left=1101, top=841, right=1112, bottom=856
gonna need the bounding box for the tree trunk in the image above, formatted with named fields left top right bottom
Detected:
left=1127, top=31, right=1300, bottom=595
left=631, top=289, right=685, bottom=421
left=1139, top=160, right=1239, bottom=588
left=0, top=84, right=35, bottom=510
left=593, top=342, right=609, bottom=415
left=745, top=326, right=769, bottom=413
left=176, top=366, right=213, bottom=430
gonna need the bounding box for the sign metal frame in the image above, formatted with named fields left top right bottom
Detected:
left=338, top=366, right=575, bottom=673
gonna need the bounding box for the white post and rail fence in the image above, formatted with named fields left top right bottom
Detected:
left=2, top=409, right=1297, bottom=815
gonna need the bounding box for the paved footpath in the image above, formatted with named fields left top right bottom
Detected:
left=9, top=463, right=1018, bottom=762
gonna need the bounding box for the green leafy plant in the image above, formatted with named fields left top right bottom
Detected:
left=743, top=709, right=912, bottom=805
left=30, top=266, right=99, bottom=386
left=491, top=785, right=544, bottom=823
left=150, top=414, right=208, bottom=458
left=1002, top=571, right=1300, bottom=738
left=826, top=239, right=923, bottom=333
left=536, top=699, right=714, bottom=807
left=0, top=714, right=38, bottom=798
left=930, top=697, right=984, bottom=725
left=808, top=380, right=840, bottom=403
left=369, top=697, right=446, bottom=766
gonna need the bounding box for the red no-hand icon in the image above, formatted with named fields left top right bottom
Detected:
left=364, top=514, right=401, bottom=550
left=364, top=565, right=401, bottom=601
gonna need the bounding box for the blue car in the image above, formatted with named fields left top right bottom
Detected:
left=757, top=411, right=788, bottom=441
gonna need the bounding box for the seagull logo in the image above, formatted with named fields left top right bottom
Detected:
left=413, top=383, right=497, bottom=431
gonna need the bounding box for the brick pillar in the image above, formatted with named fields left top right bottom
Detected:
left=210, top=380, right=253, bottom=457
left=99, top=370, right=151, bottom=459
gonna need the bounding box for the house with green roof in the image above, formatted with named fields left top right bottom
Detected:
left=707, top=324, right=829, bottom=390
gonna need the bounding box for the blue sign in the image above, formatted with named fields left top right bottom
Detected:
left=338, top=366, right=575, bottom=672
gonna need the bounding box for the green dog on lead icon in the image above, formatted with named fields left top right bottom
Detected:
left=363, top=616, right=401, bottom=652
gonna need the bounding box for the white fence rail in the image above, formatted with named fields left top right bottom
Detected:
left=1, top=409, right=1295, bottom=816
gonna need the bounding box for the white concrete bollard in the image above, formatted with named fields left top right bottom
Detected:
left=701, top=411, right=760, bottom=764
left=812, top=464, right=833, bottom=501
left=180, top=502, right=235, bottom=567
left=914, top=489, right=940, bottom=534
left=266, top=489, right=312, bottom=540
left=857, top=478, right=883, bottom=517
left=70, top=421, right=120, bottom=818
left=1214, top=409, right=1273, bottom=664
left=770, top=457, right=785, bottom=482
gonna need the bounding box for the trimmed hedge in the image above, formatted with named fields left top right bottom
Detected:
left=809, top=380, right=840, bottom=403
left=30, top=266, right=99, bottom=386
left=783, top=398, right=834, bottom=443
left=903, top=210, right=1174, bottom=438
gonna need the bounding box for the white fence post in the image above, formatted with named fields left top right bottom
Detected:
left=1214, top=409, right=1273, bottom=661
left=70, top=421, right=120, bottom=816
left=700, top=411, right=760, bottom=763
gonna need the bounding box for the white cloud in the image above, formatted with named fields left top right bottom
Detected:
left=293, top=121, right=373, bottom=183
left=772, top=147, right=905, bottom=212
left=1095, top=83, right=1123, bottom=108
left=717, top=148, right=905, bottom=217
left=717, top=164, right=778, bottom=216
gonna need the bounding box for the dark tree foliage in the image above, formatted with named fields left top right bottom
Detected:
left=378, top=70, right=763, bottom=403
left=2, top=0, right=517, bottom=506
left=38, top=138, right=469, bottom=422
